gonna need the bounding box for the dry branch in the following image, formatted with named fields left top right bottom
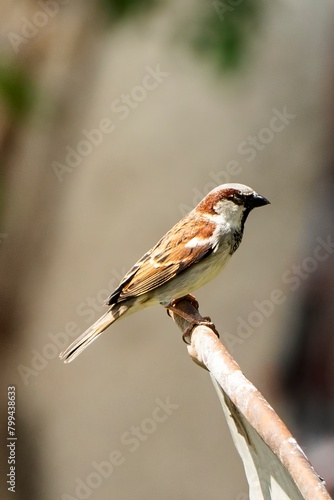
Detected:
left=168, top=297, right=332, bottom=500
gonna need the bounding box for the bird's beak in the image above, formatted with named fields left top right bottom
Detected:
left=249, top=193, right=271, bottom=208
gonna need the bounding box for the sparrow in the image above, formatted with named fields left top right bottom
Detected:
left=59, top=183, right=269, bottom=363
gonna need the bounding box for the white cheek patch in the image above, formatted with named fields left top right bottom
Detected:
left=213, top=200, right=235, bottom=214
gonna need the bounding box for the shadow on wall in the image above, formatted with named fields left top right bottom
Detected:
left=277, top=168, right=334, bottom=495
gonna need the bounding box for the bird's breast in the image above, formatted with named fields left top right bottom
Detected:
left=155, top=235, right=236, bottom=305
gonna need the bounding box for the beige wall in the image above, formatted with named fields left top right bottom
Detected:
left=1, top=1, right=333, bottom=498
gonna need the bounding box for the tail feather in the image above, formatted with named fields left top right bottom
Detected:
left=59, top=305, right=126, bottom=363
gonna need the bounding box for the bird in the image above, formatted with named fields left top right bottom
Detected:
left=59, top=183, right=270, bottom=363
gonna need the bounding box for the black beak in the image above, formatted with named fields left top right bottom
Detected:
left=248, top=193, right=270, bottom=208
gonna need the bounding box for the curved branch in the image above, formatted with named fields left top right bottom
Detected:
left=168, top=297, right=331, bottom=500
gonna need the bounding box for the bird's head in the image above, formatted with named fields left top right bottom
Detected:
left=197, top=183, right=270, bottom=229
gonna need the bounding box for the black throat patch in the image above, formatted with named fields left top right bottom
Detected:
left=230, top=228, right=243, bottom=254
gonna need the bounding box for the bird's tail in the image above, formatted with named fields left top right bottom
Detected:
left=59, top=304, right=127, bottom=364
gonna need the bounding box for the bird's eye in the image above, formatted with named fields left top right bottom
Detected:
left=228, top=193, right=243, bottom=205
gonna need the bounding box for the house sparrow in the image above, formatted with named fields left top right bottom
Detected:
left=59, top=183, right=269, bottom=363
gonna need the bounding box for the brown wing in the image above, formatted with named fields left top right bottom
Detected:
left=107, top=214, right=217, bottom=304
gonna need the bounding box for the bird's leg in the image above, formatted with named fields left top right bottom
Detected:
left=166, top=295, right=219, bottom=344
left=166, top=295, right=201, bottom=343
left=179, top=293, right=199, bottom=310
left=166, top=302, right=199, bottom=327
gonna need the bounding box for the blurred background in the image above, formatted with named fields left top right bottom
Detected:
left=1, top=0, right=334, bottom=498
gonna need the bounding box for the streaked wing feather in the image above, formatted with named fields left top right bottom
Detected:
left=120, top=261, right=181, bottom=298
left=108, top=215, right=216, bottom=303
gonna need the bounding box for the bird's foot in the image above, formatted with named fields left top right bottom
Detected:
left=198, top=317, right=220, bottom=339
left=181, top=317, right=219, bottom=344
left=166, top=295, right=201, bottom=342
left=166, top=301, right=199, bottom=323
left=166, top=296, right=219, bottom=344
left=166, top=294, right=199, bottom=314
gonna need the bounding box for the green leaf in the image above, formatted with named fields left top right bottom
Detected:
left=100, top=0, right=157, bottom=20
left=0, top=64, right=34, bottom=119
